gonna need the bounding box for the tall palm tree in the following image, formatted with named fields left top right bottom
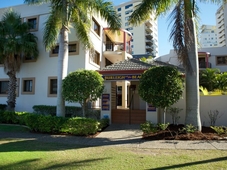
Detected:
left=129, top=0, right=226, bottom=131
left=0, top=10, right=38, bottom=111
left=24, top=0, right=121, bottom=117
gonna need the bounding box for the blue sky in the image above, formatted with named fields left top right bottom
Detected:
left=0, top=0, right=219, bottom=56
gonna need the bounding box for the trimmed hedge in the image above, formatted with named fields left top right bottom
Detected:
left=0, top=110, right=109, bottom=136
left=0, top=104, right=7, bottom=111
left=32, top=105, right=101, bottom=119
left=33, top=105, right=83, bottom=117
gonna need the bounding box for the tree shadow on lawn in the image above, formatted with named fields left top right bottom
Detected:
left=147, top=156, right=227, bottom=170
left=0, top=130, right=143, bottom=152
left=0, top=157, right=108, bottom=170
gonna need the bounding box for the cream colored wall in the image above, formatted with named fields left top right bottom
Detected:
left=0, top=3, right=107, bottom=112
left=166, top=91, right=227, bottom=126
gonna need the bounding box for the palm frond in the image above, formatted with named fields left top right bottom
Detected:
left=129, top=0, right=174, bottom=26
left=71, top=6, right=91, bottom=49
left=43, top=7, right=62, bottom=51
left=91, top=0, right=121, bottom=30
left=169, top=1, right=189, bottom=70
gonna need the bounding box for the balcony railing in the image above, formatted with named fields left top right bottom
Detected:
left=105, top=42, right=132, bottom=54
left=199, top=62, right=211, bottom=68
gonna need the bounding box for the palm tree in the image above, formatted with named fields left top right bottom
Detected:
left=129, top=0, right=226, bottom=131
left=200, top=68, right=220, bottom=91
left=24, top=0, right=121, bottom=117
left=0, top=10, right=38, bottom=111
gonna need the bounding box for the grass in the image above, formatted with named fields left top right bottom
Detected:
left=0, top=124, right=227, bottom=170
left=0, top=124, right=30, bottom=132
left=0, top=139, right=226, bottom=170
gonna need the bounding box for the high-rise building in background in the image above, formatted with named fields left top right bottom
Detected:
left=216, top=4, right=227, bottom=47
left=115, top=0, right=158, bottom=58
left=199, top=25, right=218, bottom=48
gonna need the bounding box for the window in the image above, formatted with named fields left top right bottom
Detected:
left=90, top=50, right=100, bottom=65
left=50, top=41, right=79, bottom=57
left=125, top=4, right=133, bottom=9
left=125, top=22, right=129, bottom=26
left=48, top=77, right=57, bottom=97
left=92, top=18, right=100, bottom=36
left=0, top=80, right=8, bottom=96
left=125, top=9, right=133, bottom=15
left=216, top=56, right=227, bottom=65
left=0, top=78, right=20, bottom=97
left=117, top=8, right=121, bottom=11
left=125, top=16, right=130, bottom=21
left=126, top=27, right=133, bottom=31
left=23, top=56, right=37, bottom=63
left=26, top=16, right=39, bottom=31
left=22, top=78, right=35, bottom=94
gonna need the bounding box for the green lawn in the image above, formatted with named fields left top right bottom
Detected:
left=0, top=124, right=227, bottom=170
left=0, top=124, right=30, bottom=132
left=0, top=138, right=226, bottom=170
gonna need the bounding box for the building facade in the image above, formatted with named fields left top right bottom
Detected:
left=199, top=25, right=218, bottom=48
left=156, top=46, right=227, bottom=72
left=0, top=3, right=133, bottom=112
left=216, top=4, right=227, bottom=47
left=115, top=0, right=158, bottom=58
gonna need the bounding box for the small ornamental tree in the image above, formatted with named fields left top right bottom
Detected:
left=139, top=66, right=184, bottom=123
left=62, top=70, right=104, bottom=117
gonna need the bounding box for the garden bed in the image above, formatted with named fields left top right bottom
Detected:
left=142, top=124, right=227, bottom=140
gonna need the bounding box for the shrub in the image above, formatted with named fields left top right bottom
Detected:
left=98, top=118, right=109, bottom=131
left=179, top=124, right=197, bottom=133
left=0, top=104, right=7, bottom=111
left=60, top=117, right=99, bottom=135
left=210, top=126, right=226, bottom=135
left=32, top=105, right=82, bottom=117
left=158, top=123, right=169, bottom=130
left=140, top=121, right=158, bottom=134
left=23, top=113, right=66, bottom=133
left=0, top=110, right=24, bottom=124
left=207, top=110, right=222, bottom=126
left=167, top=107, right=182, bottom=125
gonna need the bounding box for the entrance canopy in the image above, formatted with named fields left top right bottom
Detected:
left=98, top=58, right=184, bottom=80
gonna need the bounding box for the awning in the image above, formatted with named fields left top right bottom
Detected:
left=104, top=28, right=132, bottom=43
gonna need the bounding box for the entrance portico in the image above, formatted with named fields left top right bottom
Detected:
left=98, top=58, right=168, bottom=124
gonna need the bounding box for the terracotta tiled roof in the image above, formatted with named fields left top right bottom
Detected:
left=101, top=58, right=184, bottom=72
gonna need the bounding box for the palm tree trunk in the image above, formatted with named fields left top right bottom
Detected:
left=6, top=70, right=17, bottom=111
left=56, top=27, right=69, bottom=117
left=185, top=17, right=201, bottom=131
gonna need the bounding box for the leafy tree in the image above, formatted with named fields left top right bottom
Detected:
left=199, top=68, right=220, bottom=91
left=139, top=66, right=184, bottom=123
left=129, top=0, right=226, bottom=131
left=25, top=0, right=121, bottom=117
left=62, top=70, right=104, bottom=117
left=0, top=10, right=38, bottom=111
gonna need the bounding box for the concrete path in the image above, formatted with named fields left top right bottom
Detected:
left=1, top=124, right=227, bottom=150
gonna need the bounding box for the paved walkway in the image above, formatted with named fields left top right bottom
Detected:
left=1, top=124, right=227, bottom=150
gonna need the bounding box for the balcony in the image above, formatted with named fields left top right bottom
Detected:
left=145, top=20, right=153, bottom=27
left=104, top=43, right=132, bottom=63
left=103, top=28, right=133, bottom=63
left=145, top=26, right=152, bottom=33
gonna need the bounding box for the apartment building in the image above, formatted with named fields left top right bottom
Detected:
left=115, top=0, right=158, bottom=58
left=216, top=4, right=227, bottom=47
left=0, top=3, right=133, bottom=112
left=199, top=25, right=218, bottom=48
